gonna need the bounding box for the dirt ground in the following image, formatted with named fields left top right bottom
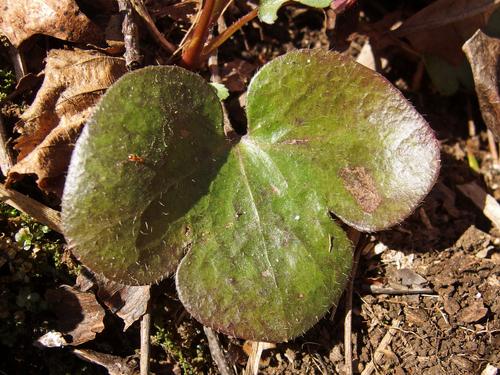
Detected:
left=0, top=0, right=499, bottom=374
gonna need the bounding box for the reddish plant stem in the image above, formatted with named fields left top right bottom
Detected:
left=181, top=0, right=217, bottom=68
left=201, top=8, right=258, bottom=59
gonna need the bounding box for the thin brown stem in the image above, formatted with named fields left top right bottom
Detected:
left=140, top=307, right=151, bottom=375
left=0, top=184, right=62, bottom=233
left=0, top=114, right=14, bottom=176
left=203, top=327, right=234, bottom=375
left=129, top=0, right=176, bottom=53
left=181, top=0, right=217, bottom=68
left=202, top=8, right=258, bottom=59
left=344, top=231, right=363, bottom=375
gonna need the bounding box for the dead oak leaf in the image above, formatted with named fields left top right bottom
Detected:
left=463, top=30, right=500, bottom=140
left=7, top=49, right=126, bottom=197
left=45, top=285, right=105, bottom=346
left=393, top=0, right=500, bottom=65
left=0, top=0, right=103, bottom=47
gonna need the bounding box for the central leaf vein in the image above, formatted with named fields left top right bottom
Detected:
left=235, top=147, right=279, bottom=290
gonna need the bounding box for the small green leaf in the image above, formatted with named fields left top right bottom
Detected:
left=176, top=50, right=439, bottom=342
left=62, top=66, right=228, bottom=285
left=209, top=82, right=230, bottom=101
left=258, top=0, right=330, bottom=24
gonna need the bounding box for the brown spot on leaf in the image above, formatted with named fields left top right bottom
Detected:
left=339, top=166, right=381, bottom=213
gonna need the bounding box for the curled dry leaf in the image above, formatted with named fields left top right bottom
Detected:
left=393, top=0, right=500, bottom=65
left=45, top=285, right=105, bottom=346
left=7, top=49, right=126, bottom=197
left=463, top=30, right=500, bottom=139
left=76, top=269, right=150, bottom=331
left=73, top=349, right=139, bottom=375
left=0, top=0, right=103, bottom=47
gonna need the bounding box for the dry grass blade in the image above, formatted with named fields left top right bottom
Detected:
left=128, top=0, right=176, bottom=53
left=361, top=319, right=401, bottom=375
left=244, top=341, right=265, bottom=375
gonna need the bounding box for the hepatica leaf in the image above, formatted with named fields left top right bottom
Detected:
left=176, top=50, right=439, bottom=342
left=258, top=0, right=331, bottom=24
left=63, top=50, right=440, bottom=342
left=62, top=66, right=229, bottom=284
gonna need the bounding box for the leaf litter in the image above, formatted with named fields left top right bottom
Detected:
left=6, top=49, right=126, bottom=197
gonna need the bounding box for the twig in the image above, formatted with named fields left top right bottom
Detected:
left=202, top=8, right=259, bottom=59
left=0, top=114, right=15, bottom=176
left=244, top=341, right=265, bottom=375
left=360, top=319, right=401, bottom=375
left=8, top=45, right=27, bottom=81
left=0, top=183, right=62, bottom=233
left=203, top=327, right=233, bottom=375
left=457, top=181, right=500, bottom=229
left=118, top=0, right=143, bottom=70
left=140, top=307, right=151, bottom=375
left=344, top=231, right=364, bottom=375
left=129, top=0, right=176, bottom=53
left=487, top=128, right=499, bottom=165
left=363, top=285, right=435, bottom=295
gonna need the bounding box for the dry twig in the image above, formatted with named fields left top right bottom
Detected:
left=129, top=0, right=176, bottom=53
left=0, top=183, right=62, bottom=233
left=365, top=286, right=435, bottom=295
left=140, top=308, right=151, bottom=375
left=360, top=319, right=401, bottom=375
left=344, top=230, right=364, bottom=375
left=203, top=327, right=234, bottom=375
left=0, top=114, right=15, bottom=176
left=8, top=45, right=27, bottom=81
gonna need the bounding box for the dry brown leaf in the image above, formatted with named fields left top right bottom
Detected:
left=73, top=349, right=139, bottom=375
left=7, top=49, right=126, bottom=197
left=394, top=0, right=500, bottom=65
left=463, top=30, right=500, bottom=139
left=45, top=285, right=105, bottom=346
left=0, top=0, right=103, bottom=47
left=76, top=269, right=150, bottom=331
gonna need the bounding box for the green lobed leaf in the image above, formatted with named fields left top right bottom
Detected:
left=62, top=66, right=228, bottom=284
left=176, top=50, right=440, bottom=341
left=258, top=0, right=331, bottom=24
left=63, top=50, right=440, bottom=342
